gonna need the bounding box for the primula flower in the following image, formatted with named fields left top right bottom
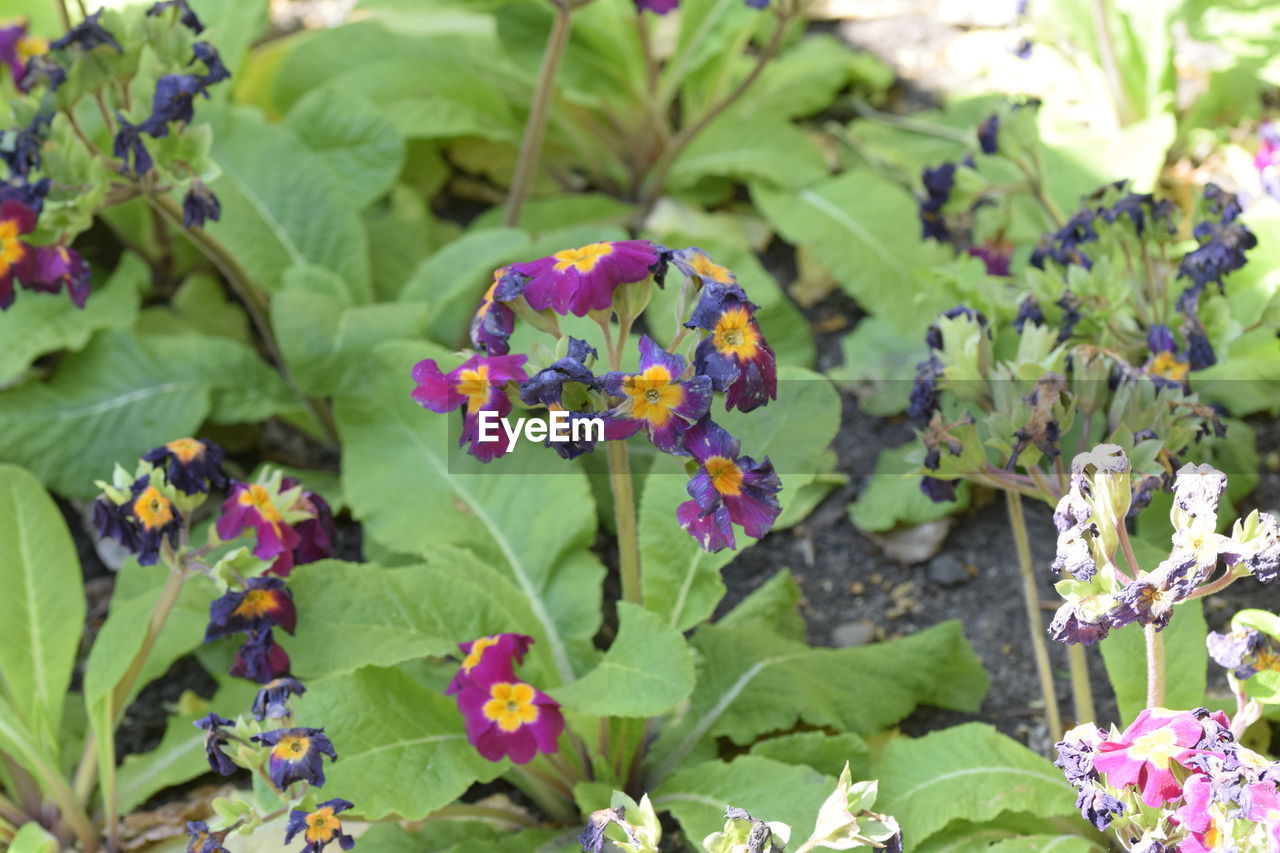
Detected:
left=445, top=633, right=533, bottom=695
left=190, top=42, right=229, bottom=88
left=50, top=10, right=122, bottom=52
left=217, top=476, right=308, bottom=562
left=285, top=799, right=356, bottom=852
left=93, top=475, right=183, bottom=565
left=230, top=627, right=292, bottom=683
left=677, top=417, right=781, bottom=552
left=519, top=338, right=598, bottom=408
left=112, top=115, right=154, bottom=176
left=918, top=163, right=956, bottom=242
left=1014, top=295, right=1044, bottom=331
left=603, top=335, right=711, bottom=453
left=1244, top=782, right=1280, bottom=850
left=977, top=114, right=1000, bottom=154
left=667, top=247, right=736, bottom=287
left=252, top=727, right=338, bottom=789
left=205, top=577, right=297, bottom=641
left=194, top=713, right=238, bottom=776
left=185, top=821, right=230, bottom=853
left=1075, top=784, right=1125, bottom=831
left=1092, top=708, right=1204, bottom=807
left=1173, top=773, right=1226, bottom=853
left=141, top=438, right=227, bottom=495
left=147, top=0, right=205, bottom=33
left=1143, top=325, right=1190, bottom=389
left=0, top=199, right=38, bottom=309
left=456, top=680, right=565, bottom=764
left=1257, top=121, right=1280, bottom=201
left=508, top=240, right=659, bottom=317
left=252, top=676, right=306, bottom=720
left=469, top=268, right=517, bottom=355
left=267, top=478, right=337, bottom=577
left=686, top=282, right=777, bottom=412
left=27, top=245, right=91, bottom=308
left=410, top=354, right=529, bottom=462
left=0, top=20, right=49, bottom=88
left=1207, top=628, right=1280, bottom=680
left=143, top=73, right=204, bottom=133
left=182, top=180, right=221, bottom=229
left=635, top=0, right=679, bottom=11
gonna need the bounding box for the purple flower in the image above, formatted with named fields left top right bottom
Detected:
left=520, top=338, right=598, bottom=408
left=252, top=676, right=307, bottom=720
left=1178, top=187, right=1257, bottom=293
left=285, top=799, right=355, bottom=852
left=0, top=113, right=50, bottom=180
left=635, top=0, right=679, bottom=11
left=185, top=821, right=230, bottom=853
left=0, top=199, right=39, bottom=309
left=1172, top=462, right=1227, bottom=524
left=603, top=335, right=712, bottom=454
left=1207, top=628, right=1280, bottom=680
left=469, top=269, right=517, bottom=355
left=1054, top=723, right=1102, bottom=786
left=230, top=627, right=292, bottom=683
left=182, top=180, right=221, bottom=229
left=1143, top=324, right=1189, bottom=389
left=666, top=247, right=737, bottom=287
left=267, top=478, right=337, bottom=578
left=217, top=479, right=304, bottom=563
left=456, top=679, right=565, bottom=764
left=50, top=10, right=122, bottom=53
left=206, top=577, right=297, bottom=642
left=147, top=0, right=205, bottom=33
left=18, top=55, right=65, bottom=93
left=918, top=163, right=956, bottom=242
left=190, top=42, right=228, bottom=88
left=509, top=240, right=659, bottom=317
left=677, top=418, right=781, bottom=552
left=142, top=74, right=204, bottom=134
left=0, top=21, right=48, bottom=89
left=977, top=114, right=1000, bottom=154
left=112, top=115, right=154, bottom=176
left=1075, top=784, right=1125, bottom=831
left=1030, top=208, right=1098, bottom=270
left=1048, top=601, right=1109, bottom=645
left=410, top=354, right=529, bottom=462
left=92, top=475, right=182, bottom=565
left=141, top=438, right=227, bottom=495
left=252, top=727, right=338, bottom=789
left=686, top=282, right=777, bottom=412
left=194, top=713, right=238, bottom=776
left=446, top=633, right=534, bottom=696
left=1108, top=562, right=1195, bottom=631
left=907, top=355, right=943, bottom=421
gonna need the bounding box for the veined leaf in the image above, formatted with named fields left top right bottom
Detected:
left=285, top=86, right=406, bottom=208
left=670, top=115, right=828, bottom=189
left=848, top=443, right=971, bottom=533
left=552, top=603, right=695, bottom=717
left=717, top=569, right=805, bottom=642
left=748, top=730, right=871, bottom=779
left=0, top=466, right=84, bottom=753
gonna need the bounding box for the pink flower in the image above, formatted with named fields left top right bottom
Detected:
left=456, top=680, right=564, bottom=764
left=1092, top=708, right=1203, bottom=807
left=218, top=480, right=303, bottom=562
left=445, top=633, right=533, bottom=696
left=1246, top=782, right=1280, bottom=852
left=509, top=240, right=659, bottom=317
left=410, top=354, right=528, bottom=462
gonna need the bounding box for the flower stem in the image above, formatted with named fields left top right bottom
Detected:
left=1005, top=490, right=1063, bottom=740
left=503, top=2, right=574, bottom=227
left=1066, top=644, right=1095, bottom=726
left=1088, top=0, right=1134, bottom=127
left=1145, top=623, right=1165, bottom=708
left=606, top=439, right=643, bottom=606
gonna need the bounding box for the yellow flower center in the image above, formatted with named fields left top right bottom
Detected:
left=552, top=242, right=614, bottom=274
left=477, top=278, right=500, bottom=318
left=704, top=456, right=744, bottom=497
left=1127, top=726, right=1181, bottom=770
left=462, top=636, right=499, bottom=673
left=165, top=437, right=205, bottom=464
left=712, top=308, right=760, bottom=359
left=456, top=364, right=495, bottom=415
left=271, top=735, right=311, bottom=762
left=689, top=252, right=732, bottom=283
left=238, top=484, right=283, bottom=524
left=132, top=486, right=174, bottom=530
left=17, top=34, right=47, bottom=62
left=482, top=682, right=539, bottom=733
left=1255, top=648, right=1280, bottom=673
left=304, top=807, right=339, bottom=843
left=0, top=218, right=25, bottom=276
left=621, top=365, right=684, bottom=427
left=232, top=588, right=278, bottom=620
left=1149, top=351, right=1189, bottom=382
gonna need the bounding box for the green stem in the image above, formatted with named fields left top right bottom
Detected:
left=507, top=766, right=575, bottom=822
left=1185, top=570, right=1240, bottom=601
left=503, top=2, right=574, bottom=227
left=0, top=718, right=98, bottom=853
left=1088, top=0, right=1134, bottom=127
left=1005, top=490, right=1063, bottom=741
left=1066, top=644, right=1096, bottom=726
left=606, top=439, right=643, bottom=607
left=1145, top=623, right=1165, bottom=708
left=0, top=792, right=24, bottom=826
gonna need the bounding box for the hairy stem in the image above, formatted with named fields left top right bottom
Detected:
left=606, top=439, right=643, bottom=606
left=503, top=3, right=574, bottom=227
left=1145, top=623, right=1165, bottom=708
left=1006, top=490, right=1063, bottom=740
left=1066, top=644, right=1096, bottom=726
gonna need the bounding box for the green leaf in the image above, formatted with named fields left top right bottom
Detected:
left=748, top=731, right=871, bottom=779
left=716, top=365, right=841, bottom=484
left=654, top=756, right=833, bottom=852
left=366, top=185, right=457, bottom=302
left=915, top=818, right=1103, bottom=853
left=360, top=821, right=573, bottom=853
left=204, top=104, right=371, bottom=302
left=335, top=341, right=604, bottom=685
left=552, top=603, right=695, bottom=718
left=717, top=569, right=806, bottom=642
left=297, top=666, right=501, bottom=821
left=142, top=333, right=295, bottom=425
left=7, top=822, right=60, bottom=853
left=0, top=466, right=84, bottom=752
left=0, top=252, right=143, bottom=385
left=872, top=724, right=1077, bottom=849
left=830, top=315, right=926, bottom=416
left=285, top=86, right=406, bottom=208
left=670, top=116, right=828, bottom=189
left=849, top=444, right=971, bottom=533
left=137, top=273, right=252, bottom=343
left=741, top=35, right=881, bottom=121
left=649, top=621, right=988, bottom=776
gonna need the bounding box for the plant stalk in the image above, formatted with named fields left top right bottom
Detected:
left=606, top=439, right=643, bottom=606
left=1005, top=490, right=1063, bottom=740
left=503, top=2, right=574, bottom=227
left=1145, top=623, right=1165, bottom=708
left=1066, top=644, right=1095, bottom=726
left=1088, top=0, right=1135, bottom=127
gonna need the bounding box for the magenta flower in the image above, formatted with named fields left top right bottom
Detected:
left=411, top=354, right=529, bottom=462
left=0, top=21, right=46, bottom=88
left=469, top=268, right=517, bottom=355
left=445, top=633, right=533, bottom=696
left=0, top=199, right=39, bottom=309
left=1245, top=781, right=1280, bottom=850
left=28, top=245, right=91, bottom=307
left=602, top=335, right=711, bottom=453
left=267, top=478, right=337, bottom=578
left=676, top=418, right=781, bottom=553
left=1092, top=709, right=1203, bottom=807
left=686, top=282, right=777, bottom=413
left=1172, top=774, right=1221, bottom=853
left=509, top=240, right=659, bottom=317
left=205, top=577, right=297, bottom=641
left=230, top=627, right=292, bottom=683
left=456, top=680, right=565, bottom=764
left=217, top=479, right=304, bottom=562
left=635, top=0, right=679, bottom=11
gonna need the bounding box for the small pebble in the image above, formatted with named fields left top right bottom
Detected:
left=927, top=554, right=970, bottom=587
left=832, top=620, right=877, bottom=647
left=849, top=581, right=865, bottom=596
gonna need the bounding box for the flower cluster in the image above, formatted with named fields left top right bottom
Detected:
left=1056, top=707, right=1280, bottom=851
left=217, top=471, right=337, bottom=578
left=1049, top=448, right=1280, bottom=645
left=446, top=633, right=564, bottom=764
left=410, top=242, right=782, bottom=553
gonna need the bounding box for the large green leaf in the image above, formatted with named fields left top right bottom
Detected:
left=552, top=603, right=695, bottom=717
left=297, top=666, right=501, bottom=821
left=916, top=817, right=1103, bottom=853
left=873, top=724, right=1077, bottom=850
left=285, top=86, right=406, bottom=208
left=336, top=340, right=604, bottom=685
left=669, top=115, right=828, bottom=189
left=0, top=251, right=143, bottom=385
left=649, top=621, right=988, bottom=777
left=653, top=756, right=833, bottom=852
left=0, top=466, right=84, bottom=752
left=7, top=822, right=60, bottom=853
left=748, top=730, right=871, bottom=779
left=204, top=104, right=370, bottom=301
left=848, top=443, right=971, bottom=533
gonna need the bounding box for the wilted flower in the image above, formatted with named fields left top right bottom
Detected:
left=456, top=680, right=565, bottom=764
left=686, top=282, right=777, bottom=413
left=141, top=438, right=227, bottom=495
left=410, top=353, right=529, bottom=462
left=230, top=627, right=292, bottom=683
left=147, top=0, right=205, bottom=33
left=1075, top=783, right=1125, bottom=831
left=977, top=114, right=1000, bottom=154
left=143, top=74, right=204, bottom=133
left=205, top=577, right=297, bottom=641
left=50, top=10, right=121, bottom=53
left=190, top=42, right=229, bottom=88
left=918, top=163, right=956, bottom=242
left=1014, top=295, right=1044, bottom=331
left=1092, top=708, right=1203, bottom=807
left=182, top=180, right=221, bottom=229
left=193, top=713, right=238, bottom=776
left=1143, top=325, right=1190, bottom=389
left=285, top=798, right=356, bottom=852
left=469, top=269, right=517, bottom=355
left=445, top=633, right=533, bottom=695
left=267, top=478, right=337, bottom=577
left=25, top=245, right=91, bottom=308
left=603, top=335, right=711, bottom=454
left=92, top=474, right=183, bottom=565
left=252, top=676, right=307, bottom=720
left=1178, top=212, right=1257, bottom=295
left=519, top=337, right=598, bottom=408
left=676, top=418, right=781, bottom=552
left=112, top=115, right=154, bottom=176
left=185, top=821, right=230, bottom=853
left=666, top=246, right=736, bottom=287
left=1207, top=628, right=1280, bottom=680
left=252, top=727, right=338, bottom=789
left=508, top=240, right=659, bottom=317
